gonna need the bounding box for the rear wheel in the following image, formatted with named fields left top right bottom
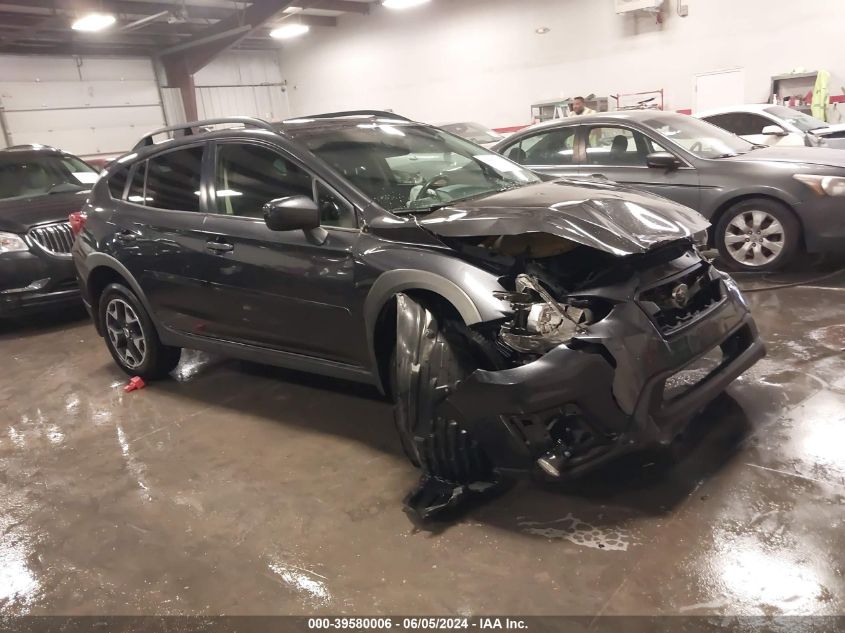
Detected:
left=715, top=198, right=800, bottom=271
left=99, top=283, right=181, bottom=380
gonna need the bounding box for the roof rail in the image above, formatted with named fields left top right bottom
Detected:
left=286, top=110, right=412, bottom=122
left=132, top=116, right=276, bottom=150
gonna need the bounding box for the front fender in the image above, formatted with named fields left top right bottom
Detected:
left=362, top=255, right=511, bottom=392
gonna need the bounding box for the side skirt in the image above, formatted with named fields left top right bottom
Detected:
left=159, top=328, right=377, bottom=386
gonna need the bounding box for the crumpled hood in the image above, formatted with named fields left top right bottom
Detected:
left=417, top=179, right=709, bottom=256
left=726, top=145, right=845, bottom=169
left=0, top=190, right=89, bottom=233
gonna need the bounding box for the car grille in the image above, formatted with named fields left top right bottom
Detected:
left=29, top=222, right=75, bottom=256
left=639, top=264, right=723, bottom=335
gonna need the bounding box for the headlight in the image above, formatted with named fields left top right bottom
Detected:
left=793, top=174, right=845, bottom=196
left=0, top=232, right=28, bottom=254
left=692, top=228, right=709, bottom=248
left=497, top=274, right=591, bottom=355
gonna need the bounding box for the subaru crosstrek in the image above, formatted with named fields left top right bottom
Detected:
left=72, top=112, right=765, bottom=517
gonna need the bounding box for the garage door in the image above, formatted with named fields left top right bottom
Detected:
left=0, top=55, right=166, bottom=158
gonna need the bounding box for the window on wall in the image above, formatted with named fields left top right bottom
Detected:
left=145, top=146, right=204, bottom=212
left=503, top=127, right=577, bottom=166
left=585, top=126, right=667, bottom=166
left=213, top=143, right=313, bottom=218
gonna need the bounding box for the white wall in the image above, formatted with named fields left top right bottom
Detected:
left=0, top=55, right=165, bottom=156
left=277, top=0, right=845, bottom=127
left=160, top=51, right=291, bottom=125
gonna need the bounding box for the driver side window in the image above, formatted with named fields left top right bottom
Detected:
left=214, top=144, right=312, bottom=218
left=212, top=143, right=356, bottom=228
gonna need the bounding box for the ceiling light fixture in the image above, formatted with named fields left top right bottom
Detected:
left=382, top=0, right=431, bottom=9
left=71, top=13, right=117, bottom=32
left=535, top=26, right=551, bottom=34
left=269, top=23, right=310, bottom=39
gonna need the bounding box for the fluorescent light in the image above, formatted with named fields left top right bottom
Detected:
left=382, top=0, right=430, bottom=8
left=269, top=23, right=310, bottom=39
left=71, top=13, right=117, bottom=32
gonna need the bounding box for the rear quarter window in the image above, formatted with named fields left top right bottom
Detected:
left=107, top=165, right=129, bottom=199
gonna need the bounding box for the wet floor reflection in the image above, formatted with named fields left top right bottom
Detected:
left=0, top=264, right=843, bottom=616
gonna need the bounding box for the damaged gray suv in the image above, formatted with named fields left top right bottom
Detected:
left=73, top=112, right=765, bottom=518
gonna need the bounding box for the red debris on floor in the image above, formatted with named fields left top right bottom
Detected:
left=124, top=376, right=146, bottom=392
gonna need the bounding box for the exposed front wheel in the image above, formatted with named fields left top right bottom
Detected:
left=715, top=199, right=800, bottom=271
left=99, top=283, right=181, bottom=380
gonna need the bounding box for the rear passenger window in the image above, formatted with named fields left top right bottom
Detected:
left=213, top=143, right=313, bottom=218
left=126, top=162, right=146, bottom=204
left=107, top=165, right=129, bottom=199
left=145, top=146, right=204, bottom=212
left=503, top=128, right=576, bottom=166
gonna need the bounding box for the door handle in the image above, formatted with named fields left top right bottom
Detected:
left=115, top=230, right=137, bottom=243
left=206, top=241, right=234, bottom=253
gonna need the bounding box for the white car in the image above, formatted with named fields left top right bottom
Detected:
left=697, top=104, right=845, bottom=149
left=439, top=121, right=507, bottom=148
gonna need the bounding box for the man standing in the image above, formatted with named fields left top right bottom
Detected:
left=568, top=96, right=596, bottom=117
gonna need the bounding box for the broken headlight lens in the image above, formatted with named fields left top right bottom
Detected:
left=497, top=274, right=592, bottom=354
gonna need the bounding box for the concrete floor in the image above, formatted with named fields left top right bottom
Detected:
left=1, top=264, right=844, bottom=618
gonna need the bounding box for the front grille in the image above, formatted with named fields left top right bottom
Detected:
left=639, top=263, right=723, bottom=335
left=29, top=222, right=75, bottom=256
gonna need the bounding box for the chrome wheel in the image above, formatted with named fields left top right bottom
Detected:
left=105, top=298, right=147, bottom=369
left=723, top=210, right=785, bottom=267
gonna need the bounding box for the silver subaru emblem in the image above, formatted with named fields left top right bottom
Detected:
left=671, top=283, right=690, bottom=309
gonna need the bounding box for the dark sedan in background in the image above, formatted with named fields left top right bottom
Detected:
left=0, top=145, right=98, bottom=316
left=493, top=111, right=845, bottom=271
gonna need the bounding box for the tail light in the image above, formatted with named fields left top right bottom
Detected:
left=69, top=211, right=87, bottom=236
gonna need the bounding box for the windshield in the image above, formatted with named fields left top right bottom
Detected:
left=764, top=106, right=828, bottom=133
left=0, top=153, right=97, bottom=201
left=643, top=114, right=756, bottom=158
left=439, top=122, right=503, bottom=145
left=294, top=121, right=539, bottom=212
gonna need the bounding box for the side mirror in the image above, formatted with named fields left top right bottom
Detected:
left=761, top=125, right=788, bottom=136
left=263, top=195, right=320, bottom=231
left=646, top=152, right=681, bottom=170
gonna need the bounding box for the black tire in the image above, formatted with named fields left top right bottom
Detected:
left=98, top=283, right=181, bottom=380
left=391, top=294, right=499, bottom=483
left=715, top=198, right=800, bottom=271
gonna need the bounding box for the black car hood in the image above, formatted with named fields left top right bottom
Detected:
left=726, top=145, right=845, bottom=169
left=0, top=191, right=89, bottom=233
left=417, top=179, right=709, bottom=256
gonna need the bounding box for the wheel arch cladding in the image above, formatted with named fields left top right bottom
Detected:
left=392, top=292, right=496, bottom=518
left=364, top=268, right=509, bottom=393
left=84, top=254, right=157, bottom=335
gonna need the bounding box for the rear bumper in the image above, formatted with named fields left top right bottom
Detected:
left=438, top=272, right=764, bottom=479
left=0, top=251, right=80, bottom=316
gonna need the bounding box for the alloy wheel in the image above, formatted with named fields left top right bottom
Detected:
left=723, top=210, right=785, bottom=267
left=105, top=298, right=147, bottom=369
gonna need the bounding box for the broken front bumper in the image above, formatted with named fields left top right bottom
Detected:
left=436, top=272, right=765, bottom=480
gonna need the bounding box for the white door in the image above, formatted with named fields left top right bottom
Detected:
left=0, top=55, right=165, bottom=159
left=694, top=69, right=745, bottom=113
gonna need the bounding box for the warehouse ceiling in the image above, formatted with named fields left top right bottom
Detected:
left=0, top=0, right=375, bottom=56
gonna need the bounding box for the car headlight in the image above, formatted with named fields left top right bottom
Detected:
left=793, top=174, right=845, bottom=196
left=0, top=232, right=29, bottom=254
left=496, top=274, right=592, bottom=355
